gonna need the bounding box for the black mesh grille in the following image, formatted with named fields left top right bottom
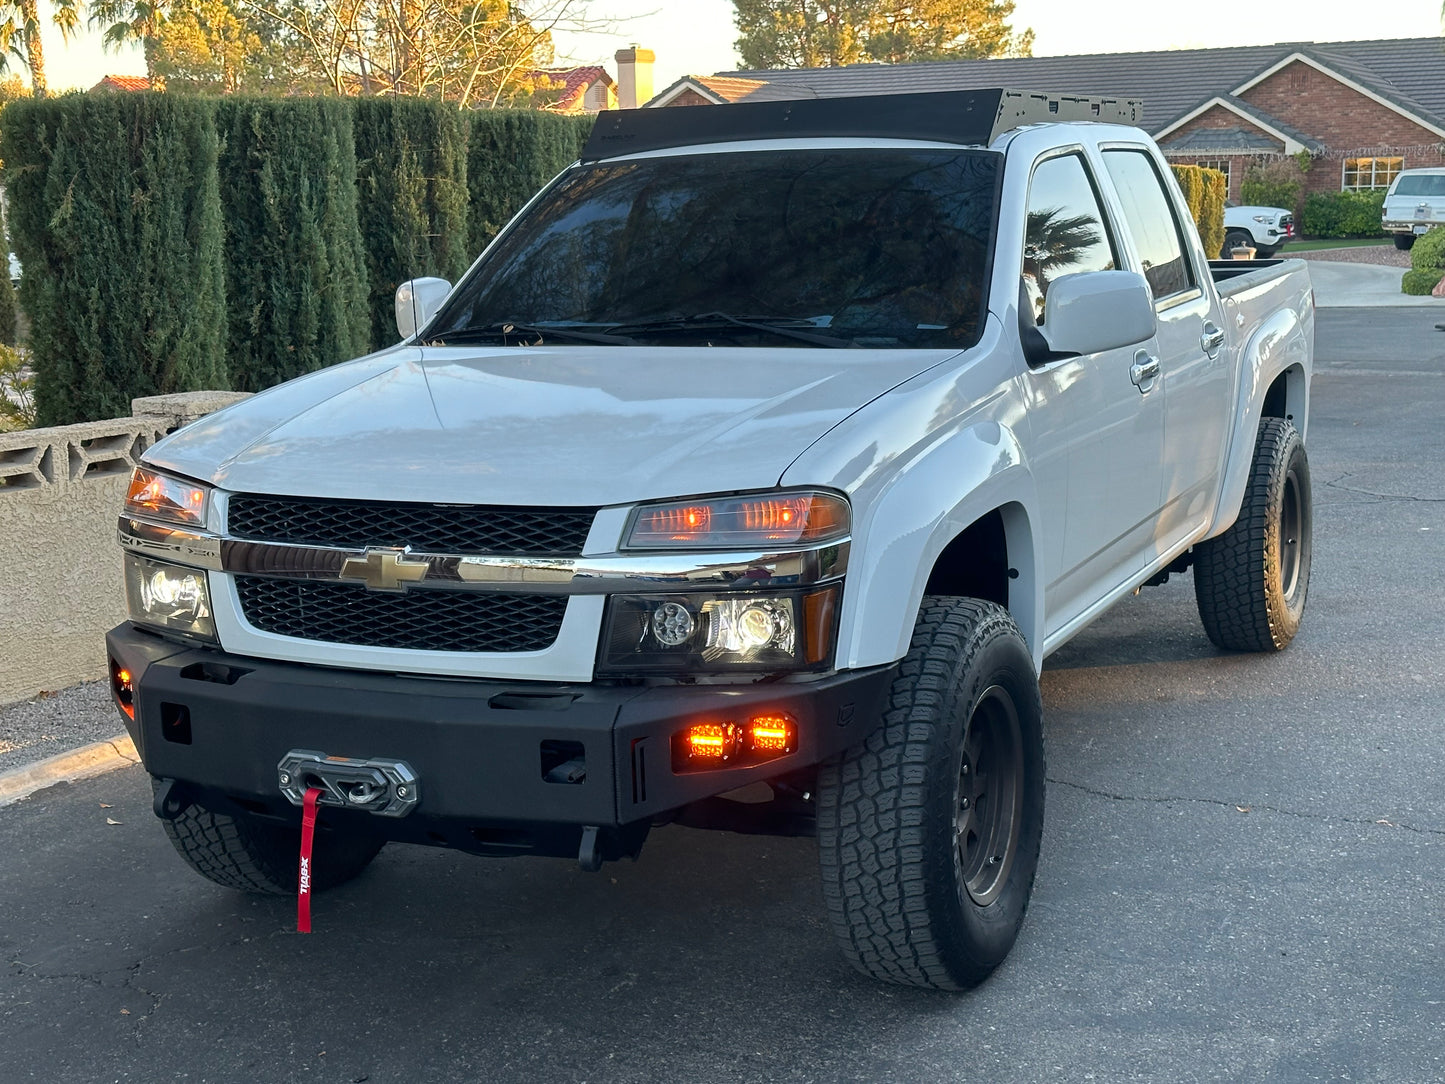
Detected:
left=236, top=577, right=567, bottom=653
left=226, top=495, right=595, bottom=555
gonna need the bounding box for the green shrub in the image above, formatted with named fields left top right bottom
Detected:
left=1401, top=268, right=1443, bottom=295
left=1, top=94, right=227, bottom=425
left=467, top=111, right=593, bottom=255
left=354, top=98, right=470, bottom=352
left=0, top=343, right=33, bottom=430
left=216, top=99, right=370, bottom=392
left=1240, top=160, right=1303, bottom=213
left=1409, top=225, right=1445, bottom=273
left=1301, top=190, right=1387, bottom=239
left=0, top=260, right=16, bottom=346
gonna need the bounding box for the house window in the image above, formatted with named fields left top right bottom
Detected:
left=1342, top=157, right=1403, bottom=191
left=1196, top=159, right=1231, bottom=192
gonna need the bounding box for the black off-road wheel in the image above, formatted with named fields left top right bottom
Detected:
left=155, top=781, right=384, bottom=896
left=1194, top=417, right=1312, bottom=652
left=816, top=598, right=1045, bottom=990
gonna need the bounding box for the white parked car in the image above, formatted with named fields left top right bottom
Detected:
left=1224, top=203, right=1295, bottom=256
left=108, top=90, right=1315, bottom=990
left=1381, top=167, right=1445, bottom=250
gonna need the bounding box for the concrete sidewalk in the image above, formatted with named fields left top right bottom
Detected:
left=1306, top=260, right=1444, bottom=308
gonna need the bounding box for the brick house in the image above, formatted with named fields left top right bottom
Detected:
left=647, top=39, right=1445, bottom=206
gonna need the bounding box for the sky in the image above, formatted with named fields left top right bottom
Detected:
left=31, top=0, right=1445, bottom=95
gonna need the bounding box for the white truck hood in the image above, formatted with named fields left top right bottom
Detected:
left=146, top=344, right=960, bottom=507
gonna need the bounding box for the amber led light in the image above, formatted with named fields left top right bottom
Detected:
left=672, top=713, right=798, bottom=773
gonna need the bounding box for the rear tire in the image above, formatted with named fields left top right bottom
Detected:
left=1194, top=418, right=1312, bottom=651
left=156, top=781, right=384, bottom=896
left=817, top=598, right=1045, bottom=990
left=1394, top=234, right=1416, bottom=251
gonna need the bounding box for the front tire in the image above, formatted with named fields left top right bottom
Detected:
left=1224, top=228, right=1254, bottom=254
left=817, top=599, right=1045, bottom=990
left=156, top=782, right=384, bottom=896
left=1194, top=418, right=1312, bottom=651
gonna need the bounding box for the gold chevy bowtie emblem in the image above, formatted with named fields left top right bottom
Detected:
left=338, top=549, right=430, bottom=591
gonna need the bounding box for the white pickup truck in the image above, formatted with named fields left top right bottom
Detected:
left=107, top=90, right=1314, bottom=991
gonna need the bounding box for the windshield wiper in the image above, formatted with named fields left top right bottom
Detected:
left=608, top=312, right=855, bottom=348
left=425, top=322, right=636, bottom=346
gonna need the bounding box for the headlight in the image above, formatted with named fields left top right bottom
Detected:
left=124, top=554, right=217, bottom=641
left=597, top=586, right=838, bottom=675
left=625, top=490, right=848, bottom=549
left=125, top=467, right=211, bottom=528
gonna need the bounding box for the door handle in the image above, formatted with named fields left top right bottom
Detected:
left=1201, top=321, right=1226, bottom=357
left=1130, top=350, right=1160, bottom=392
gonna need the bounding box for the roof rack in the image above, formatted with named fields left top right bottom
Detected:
left=581, top=89, right=1143, bottom=162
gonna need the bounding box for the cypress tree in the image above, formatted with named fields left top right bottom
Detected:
left=353, top=97, right=470, bottom=352
left=216, top=98, right=370, bottom=392
left=467, top=110, right=594, bottom=256
left=1, top=94, right=226, bottom=425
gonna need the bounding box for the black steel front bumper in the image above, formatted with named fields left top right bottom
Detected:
left=106, top=624, right=893, bottom=856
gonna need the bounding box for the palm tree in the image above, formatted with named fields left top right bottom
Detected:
left=0, top=0, right=81, bottom=95
left=87, top=0, right=169, bottom=82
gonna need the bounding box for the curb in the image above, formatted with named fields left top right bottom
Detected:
left=0, top=734, right=139, bottom=807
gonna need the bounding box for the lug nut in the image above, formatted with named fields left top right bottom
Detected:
left=396, top=786, right=409, bottom=798
left=279, top=772, right=291, bottom=785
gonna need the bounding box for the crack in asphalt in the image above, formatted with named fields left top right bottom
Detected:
left=1318, top=472, right=1445, bottom=505
left=1048, top=777, right=1445, bottom=837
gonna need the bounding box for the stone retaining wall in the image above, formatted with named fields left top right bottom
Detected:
left=0, top=392, right=249, bottom=705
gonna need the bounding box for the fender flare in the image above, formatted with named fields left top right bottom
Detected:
left=837, top=420, right=1042, bottom=670
left=1207, top=304, right=1311, bottom=539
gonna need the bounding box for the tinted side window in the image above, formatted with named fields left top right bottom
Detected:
left=1022, top=154, right=1116, bottom=325
left=1102, top=150, right=1195, bottom=299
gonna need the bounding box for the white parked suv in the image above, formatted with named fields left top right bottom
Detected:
left=1224, top=203, right=1295, bottom=256
left=107, top=89, right=1315, bottom=990
left=1382, top=167, right=1445, bottom=250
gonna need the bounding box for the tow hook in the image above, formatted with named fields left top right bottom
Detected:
left=277, top=750, right=420, bottom=817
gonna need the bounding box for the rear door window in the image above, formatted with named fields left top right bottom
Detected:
left=1102, top=150, right=1197, bottom=300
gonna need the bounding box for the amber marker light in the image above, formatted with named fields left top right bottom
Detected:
left=628, top=490, right=849, bottom=549
left=124, top=468, right=210, bottom=528
left=111, top=659, right=135, bottom=720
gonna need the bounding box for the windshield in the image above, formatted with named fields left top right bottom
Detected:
left=429, top=148, right=1000, bottom=349
left=1394, top=174, right=1445, bottom=198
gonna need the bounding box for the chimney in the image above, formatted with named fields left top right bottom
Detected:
left=615, top=45, right=655, bottom=109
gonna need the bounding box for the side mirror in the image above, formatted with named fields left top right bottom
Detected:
left=1038, top=270, right=1156, bottom=357
left=394, top=277, right=453, bottom=340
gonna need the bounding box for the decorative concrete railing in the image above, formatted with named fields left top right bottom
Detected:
left=0, top=391, right=250, bottom=706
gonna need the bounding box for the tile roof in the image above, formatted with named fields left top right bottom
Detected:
left=1160, top=126, right=1283, bottom=154
left=90, top=75, right=150, bottom=92
left=531, top=65, right=611, bottom=109
left=713, top=37, right=1445, bottom=136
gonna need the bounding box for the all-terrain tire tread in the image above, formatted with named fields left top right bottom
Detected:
left=159, top=790, right=384, bottom=896
left=1194, top=418, right=1308, bottom=652
left=816, top=598, right=1043, bottom=990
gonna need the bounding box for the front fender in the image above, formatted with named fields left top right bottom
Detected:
left=834, top=421, right=1040, bottom=670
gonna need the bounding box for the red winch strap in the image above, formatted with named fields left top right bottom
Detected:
left=298, top=786, right=323, bottom=934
